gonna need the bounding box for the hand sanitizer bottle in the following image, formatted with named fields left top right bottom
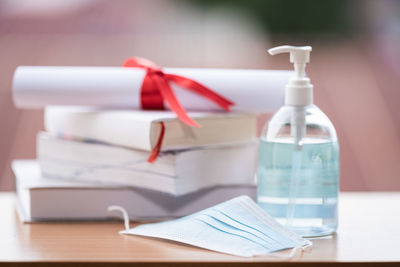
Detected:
left=257, top=45, right=339, bottom=237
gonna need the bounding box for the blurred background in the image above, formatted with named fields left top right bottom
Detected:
left=1, top=0, right=399, bottom=191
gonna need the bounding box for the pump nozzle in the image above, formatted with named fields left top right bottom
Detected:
left=268, top=45, right=313, bottom=106
left=268, top=46, right=311, bottom=79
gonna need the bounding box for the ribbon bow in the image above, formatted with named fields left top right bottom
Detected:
left=123, top=57, right=234, bottom=127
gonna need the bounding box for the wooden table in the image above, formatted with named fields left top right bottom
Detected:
left=0, top=192, right=399, bottom=266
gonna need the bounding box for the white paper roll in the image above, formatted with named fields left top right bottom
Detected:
left=12, top=66, right=292, bottom=111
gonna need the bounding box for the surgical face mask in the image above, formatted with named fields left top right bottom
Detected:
left=109, top=195, right=312, bottom=258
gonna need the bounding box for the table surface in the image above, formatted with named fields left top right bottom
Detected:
left=0, top=192, right=399, bottom=266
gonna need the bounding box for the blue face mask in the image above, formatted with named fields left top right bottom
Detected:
left=109, top=196, right=312, bottom=258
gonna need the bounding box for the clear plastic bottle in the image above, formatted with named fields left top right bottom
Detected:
left=257, top=46, right=340, bottom=237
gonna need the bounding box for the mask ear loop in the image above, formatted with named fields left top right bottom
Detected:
left=288, top=242, right=312, bottom=259
left=108, top=205, right=130, bottom=231
left=264, top=241, right=312, bottom=259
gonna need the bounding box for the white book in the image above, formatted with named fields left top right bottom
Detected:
left=45, top=107, right=258, bottom=151
left=13, top=160, right=256, bottom=222
left=37, top=132, right=257, bottom=196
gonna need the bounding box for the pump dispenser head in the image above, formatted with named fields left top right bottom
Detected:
left=268, top=46, right=313, bottom=106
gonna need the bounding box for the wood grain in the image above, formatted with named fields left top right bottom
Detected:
left=0, top=192, right=399, bottom=266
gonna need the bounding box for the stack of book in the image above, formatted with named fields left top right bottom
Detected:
left=14, top=107, right=259, bottom=222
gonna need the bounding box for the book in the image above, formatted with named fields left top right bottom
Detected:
left=13, top=160, right=256, bottom=222
left=37, top=132, right=257, bottom=195
left=44, top=107, right=258, bottom=151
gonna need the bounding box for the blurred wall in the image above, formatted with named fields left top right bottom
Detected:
left=0, top=0, right=399, bottom=191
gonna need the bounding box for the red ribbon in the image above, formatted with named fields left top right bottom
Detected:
left=123, top=57, right=234, bottom=127
left=146, top=122, right=165, bottom=163
left=123, top=57, right=234, bottom=162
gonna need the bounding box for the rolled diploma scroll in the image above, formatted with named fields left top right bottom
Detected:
left=12, top=66, right=292, bottom=111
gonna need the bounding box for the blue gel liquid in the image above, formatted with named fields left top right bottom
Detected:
left=257, top=139, right=339, bottom=237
